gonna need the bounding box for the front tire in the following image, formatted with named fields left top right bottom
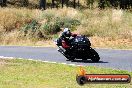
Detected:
left=66, top=55, right=75, bottom=61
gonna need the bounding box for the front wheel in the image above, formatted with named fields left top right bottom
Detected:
left=89, top=48, right=100, bottom=62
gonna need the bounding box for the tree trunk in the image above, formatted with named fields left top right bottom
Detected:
left=73, top=0, right=76, bottom=8
left=98, top=0, right=105, bottom=9
left=52, top=0, right=54, bottom=8
left=21, top=0, right=29, bottom=7
left=77, top=0, right=79, bottom=7
left=66, top=0, right=69, bottom=7
left=0, top=0, right=7, bottom=7
left=39, top=0, right=46, bottom=10
left=61, top=0, right=64, bottom=8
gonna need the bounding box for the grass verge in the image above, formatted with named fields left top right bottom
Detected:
left=0, top=58, right=132, bottom=88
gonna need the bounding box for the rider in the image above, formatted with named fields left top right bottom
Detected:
left=57, top=28, right=77, bottom=54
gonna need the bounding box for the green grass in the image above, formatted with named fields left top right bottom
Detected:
left=0, top=58, right=132, bottom=88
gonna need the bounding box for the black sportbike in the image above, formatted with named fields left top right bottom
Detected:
left=56, top=35, right=100, bottom=62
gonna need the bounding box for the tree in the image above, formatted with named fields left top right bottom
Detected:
left=52, top=0, right=55, bottom=8
left=20, top=0, right=29, bottom=7
left=130, top=0, right=132, bottom=8
left=66, top=0, right=69, bottom=7
left=87, top=0, right=94, bottom=9
left=73, top=0, right=76, bottom=8
left=99, top=0, right=105, bottom=9
left=61, top=0, right=64, bottom=8
left=120, top=0, right=130, bottom=9
left=77, top=0, right=80, bottom=7
left=39, top=0, right=46, bottom=10
left=0, top=0, right=7, bottom=7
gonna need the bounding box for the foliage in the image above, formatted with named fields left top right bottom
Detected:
left=40, top=22, right=61, bottom=35
left=0, top=7, right=132, bottom=49
left=39, top=17, right=80, bottom=35
left=21, top=20, right=44, bottom=39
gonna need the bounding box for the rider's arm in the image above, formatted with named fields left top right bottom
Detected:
left=56, top=33, right=64, bottom=46
left=62, top=40, right=70, bottom=48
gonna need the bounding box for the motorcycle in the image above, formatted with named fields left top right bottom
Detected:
left=55, top=35, right=100, bottom=62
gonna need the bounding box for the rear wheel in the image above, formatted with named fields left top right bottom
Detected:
left=89, top=48, right=100, bottom=62
left=58, top=49, right=75, bottom=61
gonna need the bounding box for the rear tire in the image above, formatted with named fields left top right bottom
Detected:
left=89, top=48, right=100, bottom=62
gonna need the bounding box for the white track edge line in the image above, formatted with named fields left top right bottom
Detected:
left=0, top=56, right=82, bottom=67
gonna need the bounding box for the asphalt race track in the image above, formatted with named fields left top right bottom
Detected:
left=0, top=46, right=132, bottom=71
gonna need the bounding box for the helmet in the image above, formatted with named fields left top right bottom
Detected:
left=63, top=28, right=71, bottom=39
